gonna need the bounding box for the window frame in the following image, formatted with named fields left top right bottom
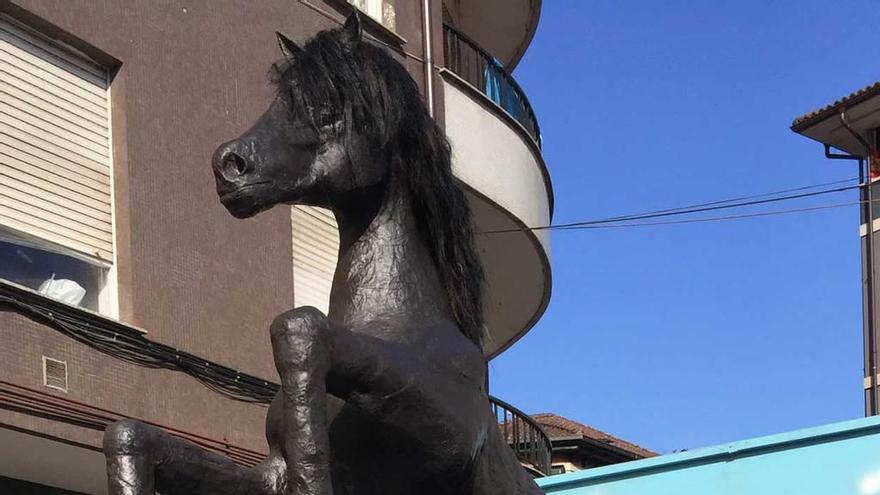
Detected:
left=346, top=0, right=399, bottom=34
left=0, top=14, right=119, bottom=318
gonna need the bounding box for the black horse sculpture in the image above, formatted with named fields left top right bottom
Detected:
left=103, top=13, right=543, bottom=495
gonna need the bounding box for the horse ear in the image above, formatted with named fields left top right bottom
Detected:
left=276, top=31, right=302, bottom=59
left=341, top=10, right=362, bottom=48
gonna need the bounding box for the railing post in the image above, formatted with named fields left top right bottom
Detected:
left=488, top=395, right=552, bottom=476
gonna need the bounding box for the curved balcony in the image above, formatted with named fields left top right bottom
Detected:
left=443, top=25, right=541, bottom=146
left=491, top=395, right=552, bottom=477
left=441, top=23, right=552, bottom=358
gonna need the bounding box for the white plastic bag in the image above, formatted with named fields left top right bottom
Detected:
left=38, top=274, right=87, bottom=306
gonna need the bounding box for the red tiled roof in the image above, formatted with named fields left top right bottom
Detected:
left=791, top=81, right=880, bottom=131
left=530, top=413, right=656, bottom=459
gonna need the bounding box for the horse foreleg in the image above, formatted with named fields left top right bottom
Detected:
left=270, top=307, right=333, bottom=495
left=103, top=419, right=285, bottom=495
left=104, top=420, right=154, bottom=495
left=268, top=307, right=490, bottom=492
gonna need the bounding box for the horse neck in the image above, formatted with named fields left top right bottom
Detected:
left=328, top=178, right=451, bottom=338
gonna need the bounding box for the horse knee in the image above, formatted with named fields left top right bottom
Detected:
left=270, top=307, right=328, bottom=351
left=104, top=419, right=156, bottom=456
left=256, top=455, right=288, bottom=495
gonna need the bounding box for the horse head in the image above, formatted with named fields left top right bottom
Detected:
left=210, top=11, right=485, bottom=347
left=211, top=13, right=382, bottom=219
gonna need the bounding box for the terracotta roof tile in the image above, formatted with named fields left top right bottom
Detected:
left=792, top=81, right=880, bottom=131
left=530, top=413, right=656, bottom=459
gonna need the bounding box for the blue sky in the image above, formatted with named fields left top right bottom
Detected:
left=487, top=0, right=880, bottom=454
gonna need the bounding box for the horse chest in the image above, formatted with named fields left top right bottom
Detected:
left=267, top=394, right=473, bottom=493
left=328, top=399, right=474, bottom=494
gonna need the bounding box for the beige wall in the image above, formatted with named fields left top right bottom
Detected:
left=442, top=75, right=551, bottom=252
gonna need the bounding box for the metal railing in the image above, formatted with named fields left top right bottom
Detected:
left=490, top=395, right=552, bottom=476
left=442, top=24, right=542, bottom=148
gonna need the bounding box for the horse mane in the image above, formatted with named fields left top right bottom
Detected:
left=271, top=23, right=486, bottom=348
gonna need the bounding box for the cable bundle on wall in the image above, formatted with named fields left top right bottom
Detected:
left=0, top=282, right=279, bottom=405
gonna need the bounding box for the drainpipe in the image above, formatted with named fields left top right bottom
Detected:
left=862, top=156, right=877, bottom=416
left=421, top=0, right=435, bottom=117
left=871, top=131, right=880, bottom=415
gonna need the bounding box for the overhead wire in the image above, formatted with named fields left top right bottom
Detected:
left=553, top=200, right=862, bottom=230
left=481, top=178, right=862, bottom=234
left=580, top=177, right=858, bottom=222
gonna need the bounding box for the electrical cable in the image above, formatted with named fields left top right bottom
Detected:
left=516, top=194, right=880, bottom=232
left=586, top=177, right=857, bottom=221
left=526, top=183, right=859, bottom=231
left=0, top=293, right=278, bottom=404
left=481, top=178, right=861, bottom=234
left=553, top=200, right=860, bottom=230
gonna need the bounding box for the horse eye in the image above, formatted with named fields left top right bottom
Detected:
left=318, top=121, right=343, bottom=134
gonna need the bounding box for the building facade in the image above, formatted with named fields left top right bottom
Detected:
left=0, top=0, right=552, bottom=492
left=791, top=82, right=880, bottom=416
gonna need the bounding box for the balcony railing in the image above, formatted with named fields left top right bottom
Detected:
left=490, top=395, right=552, bottom=476
left=442, top=24, right=542, bottom=148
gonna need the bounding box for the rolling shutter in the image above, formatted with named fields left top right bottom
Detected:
left=0, top=17, right=113, bottom=263
left=291, top=206, right=339, bottom=314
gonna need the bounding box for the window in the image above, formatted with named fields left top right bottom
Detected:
left=291, top=206, right=339, bottom=314
left=0, top=16, right=116, bottom=315
left=348, top=0, right=396, bottom=31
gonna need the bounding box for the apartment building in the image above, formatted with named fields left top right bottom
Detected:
left=791, top=82, right=880, bottom=416
left=0, top=0, right=552, bottom=492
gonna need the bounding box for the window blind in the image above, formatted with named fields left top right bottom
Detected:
left=291, top=206, right=339, bottom=314
left=0, top=17, right=113, bottom=263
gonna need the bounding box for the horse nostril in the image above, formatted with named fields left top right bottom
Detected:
left=223, top=153, right=251, bottom=178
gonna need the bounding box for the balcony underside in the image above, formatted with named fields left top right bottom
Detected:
left=443, top=72, right=552, bottom=358
left=442, top=0, right=541, bottom=70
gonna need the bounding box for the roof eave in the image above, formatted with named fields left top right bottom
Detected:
left=790, top=83, right=880, bottom=156
left=551, top=436, right=654, bottom=461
